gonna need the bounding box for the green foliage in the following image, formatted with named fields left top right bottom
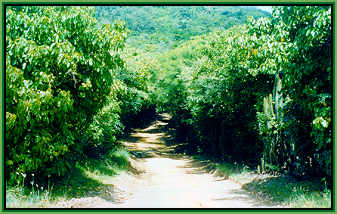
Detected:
left=151, top=33, right=212, bottom=112
left=115, top=47, right=155, bottom=125
left=256, top=6, right=332, bottom=180
left=6, top=146, right=131, bottom=208
left=95, top=6, right=270, bottom=51
left=153, top=6, right=331, bottom=183
left=6, top=6, right=128, bottom=183
left=155, top=25, right=275, bottom=162
left=83, top=92, right=124, bottom=159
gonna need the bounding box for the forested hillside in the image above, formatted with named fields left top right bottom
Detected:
left=5, top=5, right=332, bottom=208
left=95, top=6, right=270, bottom=50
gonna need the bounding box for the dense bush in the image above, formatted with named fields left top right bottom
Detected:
left=5, top=6, right=128, bottom=183
left=155, top=6, right=332, bottom=183
left=115, top=47, right=156, bottom=127
left=155, top=25, right=276, bottom=161
left=257, top=6, right=332, bottom=180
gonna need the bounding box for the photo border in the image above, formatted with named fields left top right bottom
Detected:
left=0, top=0, right=335, bottom=213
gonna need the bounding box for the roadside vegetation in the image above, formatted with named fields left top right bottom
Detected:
left=215, top=162, right=331, bottom=208
left=153, top=5, right=331, bottom=189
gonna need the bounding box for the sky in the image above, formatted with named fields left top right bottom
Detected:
left=256, top=6, right=273, bottom=13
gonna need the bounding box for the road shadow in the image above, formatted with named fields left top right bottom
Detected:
left=211, top=188, right=276, bottom=208
left=51, top=166, right=126, bottom=204
left=241, top=175, right=324, bottom=207
left=119, top=113, right=189, bottom=159
left=177, top=158, right=217, bottom=175
left=121, top=113, right=218, bottom=167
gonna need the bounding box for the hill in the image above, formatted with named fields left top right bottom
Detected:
left=95, top=6, right=270, bottom=51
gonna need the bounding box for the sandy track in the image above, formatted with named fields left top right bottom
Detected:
left=54, top=113, right=275, bottom=208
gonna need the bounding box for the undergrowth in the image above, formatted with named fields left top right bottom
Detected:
left=5, top=147, right=130, bottom=208
left=215, top=162, right=331, bottom=208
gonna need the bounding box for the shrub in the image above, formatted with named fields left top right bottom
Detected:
left=6, top=6, right=127, bottom=183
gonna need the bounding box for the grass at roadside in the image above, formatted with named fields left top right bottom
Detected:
left=5, top=147, right=131, bottom=208
left=215, top=162, right=331, bottom=208
left=6, top=184, right=53, bottom=208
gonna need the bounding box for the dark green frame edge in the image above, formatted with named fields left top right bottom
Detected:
left=0, top=0, right=335, bottom=214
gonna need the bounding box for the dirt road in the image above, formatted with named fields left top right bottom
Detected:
left=55, top=113, right=275, bottom=208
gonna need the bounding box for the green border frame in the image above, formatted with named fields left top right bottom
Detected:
left=0, top=1, right=335, bottom=213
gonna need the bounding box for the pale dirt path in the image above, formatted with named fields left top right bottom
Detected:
left=54, top=113, right=275, bottom=208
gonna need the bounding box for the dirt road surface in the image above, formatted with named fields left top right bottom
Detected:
left=54, top=113, right=276, bottom=208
